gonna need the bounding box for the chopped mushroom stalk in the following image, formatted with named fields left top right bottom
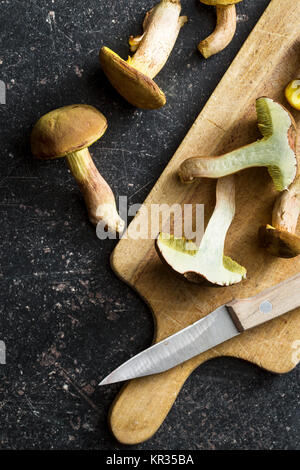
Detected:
left=259, top=176, right=300, bottom=258
left=198, top=0, right=242, bottom=59
left=31, top=104, right=125, bottom=233
left=198, top=5, right=236, bottom=59
left=179, top=98, right=297, bottom=192
left=155, top=176, right=247, bottom=286
left=99, top=0, right=187, bottom=109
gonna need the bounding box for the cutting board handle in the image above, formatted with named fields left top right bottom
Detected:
left=109, top=273, right=300, bottom=445
left=227, top=273, right=300, bottom=331
left=109, top=350, right=215, bottom=445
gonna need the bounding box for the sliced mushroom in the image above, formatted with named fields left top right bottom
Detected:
left=155, top=176, right=247, bottom=286
left=31, top=104, right=125, bottom=233
left=259, top=176, right=300, bottom=258
left=198, top=0, right=243, bottom=58
left=179, top=97, right=297, bottom=192
left=99, top=0, right=187, bottom=109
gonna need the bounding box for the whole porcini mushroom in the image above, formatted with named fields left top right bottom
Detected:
left=31, top=104, right=125, bottom=233
left=99, top=0, right=187, bottom=109
left=198, top=0, right=243, bottom=59
left=259, top=176, right=300, bottom=258
left=179, top=97, right=297, bottom=192
left=156, top=176, right=247, bottom=286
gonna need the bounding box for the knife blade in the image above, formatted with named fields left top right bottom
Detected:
left=99, top=272, right=300, bottom=385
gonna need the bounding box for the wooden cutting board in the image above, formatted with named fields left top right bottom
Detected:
left=109, top=0, right=300, bottom=444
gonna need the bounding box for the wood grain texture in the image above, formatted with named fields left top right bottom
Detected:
left=109, top=0, right=300, bottom=445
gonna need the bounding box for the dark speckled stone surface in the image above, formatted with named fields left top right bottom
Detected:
left=0, top=0, right=299, bottom=450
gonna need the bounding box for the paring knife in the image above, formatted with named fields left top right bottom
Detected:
left=100, top=272, right=300, bottom=385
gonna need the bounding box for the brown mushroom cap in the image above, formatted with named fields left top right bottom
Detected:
left=99, top=47, right=166, bottom=110
left=259, top=224, right=300, bottom=259
left=31, top=104, right=108, bottom=159
left=200, top=0, right=242, bottom=5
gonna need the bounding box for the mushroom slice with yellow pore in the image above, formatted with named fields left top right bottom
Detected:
left=259, top=176, right=300, bottom=258
left=155, top=176, right=246, bottom=286
left=31, top=104, right=125, bottom=233
left=179, top=98, right=297, bottom=192
left=99, top=0, right=187, bottom=109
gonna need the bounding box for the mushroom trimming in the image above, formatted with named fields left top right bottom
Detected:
left=198, top=0, right=243, bottom=59
left=259, top=176, right=300, bottom=258
left=31, top=104, right=125, bottom=233
left=179, top=97, right=297, bottom=192
left=99, top=0, right=187, bottom=109
left=156, top=176, right=247, bottom=286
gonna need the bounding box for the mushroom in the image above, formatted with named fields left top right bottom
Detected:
left=198, top=0, right=242, bottom=59
left=155, top=176, right=247, bottom=286
left=285, top=79, right=300, bottom=111
left=99, top=0, right=187, bottom=109
left=179, top=97, right=297, bottom=192
left=31, top=104, right=125, bottom=233
left=259, top=176, right=300, bottom=258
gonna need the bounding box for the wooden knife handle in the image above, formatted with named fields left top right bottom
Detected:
left=227, top=272, right=300, bottom=332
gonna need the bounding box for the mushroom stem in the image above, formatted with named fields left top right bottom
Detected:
left=199, top=176, right=236, bottom=267
left=128, top=0, right=187, bottom=79
left=198, top=5, right=237, bottom=59
left=272, top=176, right=300, bottom=234
left=66, top=148, right=125, bottom=232
left=180, top=141, right=268, bottom=179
